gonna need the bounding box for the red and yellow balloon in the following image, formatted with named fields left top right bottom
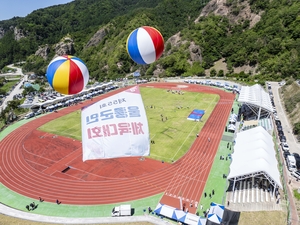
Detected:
left=46, top=55, right=89, bottom=95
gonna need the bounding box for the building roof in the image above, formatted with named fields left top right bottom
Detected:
left=228, top=126, right=282, bottom=189
left=238, top=84, right=273, bottom=112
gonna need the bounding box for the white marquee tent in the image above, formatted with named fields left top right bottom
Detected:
left=207, top=202, right=225, bottom=224
left=227, top=126, right=282, bottom=190
left=153, top=203, right=207, bottom=225
left=238, top=84, right=273, bottom=119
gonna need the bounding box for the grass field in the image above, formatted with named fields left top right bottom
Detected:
left=38, top=87, right=219, bottom=162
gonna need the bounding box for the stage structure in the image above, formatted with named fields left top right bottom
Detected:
left=238, top=84, right=273, bottom=120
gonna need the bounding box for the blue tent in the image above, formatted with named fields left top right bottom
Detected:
left=181, top=212, right=207, bottom=225
left=207, top=202, right=225, bottom=224
left=207, top=213, right=222, bottom=223
left=173, top=209, right=186, bottom=221
left=153, top=203, right=175, bottom=218
left=154, top=203, right=163, bottom=215
left=154, top=203, right=207, bottom=225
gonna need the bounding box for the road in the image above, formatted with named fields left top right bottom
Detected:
left=271, top=82, right=300, bottom=154
left=0, top=64, right=27, bottom=111
left=271, top=81, right=300, bottom=225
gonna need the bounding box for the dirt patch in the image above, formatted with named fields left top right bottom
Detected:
left=205, top=58, right=259, bottom=76
left=0, top=214, right=155, bottom=225
left=239, top=211, right=287, bottom=225
left=281, top=81, right=300, bottom=126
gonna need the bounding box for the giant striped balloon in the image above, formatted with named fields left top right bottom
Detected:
left=46, top=55, right=89, bottom=95
left=126, top=26, right=164, bottom=65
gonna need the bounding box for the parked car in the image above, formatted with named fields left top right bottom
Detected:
left=292, top=153, right=300, bottom=159
left=277, top=126, right=283, bottom=132
left=276, top=120, right=281, bottom=126
left=24, top=112, right=35, bottom=119
left=283, top=151, right=290, bottom=159
left=278, top=131, right=284, bottom=137
left=291, top=171, right=300, bottom=180
left=287, top=155, right=297, bottom=172
left=280, top=136, right=287, bottom=143
left=281, top=142, right=289, bottom=151
left=34, top=109, right=43, bottom=116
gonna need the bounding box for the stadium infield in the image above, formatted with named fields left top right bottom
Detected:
left=1, top=82, right=233, bottom=220
left=38, top=86, right=219, bottom=163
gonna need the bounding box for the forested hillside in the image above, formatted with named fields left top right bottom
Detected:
left=0, top=0, right=299, bottom=83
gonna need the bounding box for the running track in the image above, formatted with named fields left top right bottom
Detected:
left=0, top=83, right=234, bottom=214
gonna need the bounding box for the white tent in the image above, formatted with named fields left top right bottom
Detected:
left=227, top=124, right=236, bottom=131
left=173, top=209, right=186, bottom=221
left=238, top=84, right=273, bottom=112
left=229, top=118, right=236, bottom=123
left=154, top=203, right=207, bottom=225
left=230, top=114, right=237, bottom=119
left=207, top=202, right=224, bottom=224
left=228, top=126, right=282, bottom=189
left=208, top=213, right=222, bottom=224
left=154, top=203, right=176, bottom=218
left=184, top=213, right=206, bottom=225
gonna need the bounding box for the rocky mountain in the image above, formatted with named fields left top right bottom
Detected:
left=0, top=0, right=299, bottom=82
left=197, top=0, right=262, bottom=28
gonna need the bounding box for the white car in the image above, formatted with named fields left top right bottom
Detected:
left=24, top=112, right=35, bottom=119
left=288, top=164, right=297, bottom=172
left=291, top=171, right=300, bottom=180
left=281, top=142, right=289, bottom=151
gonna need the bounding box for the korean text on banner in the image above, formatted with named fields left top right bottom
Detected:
left=81, top=86, right=150, bottom=161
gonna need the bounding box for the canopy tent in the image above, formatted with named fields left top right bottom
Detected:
left=207, top=202, right=224, bottom=224
left=154, top=203, right=207, bottom=225
left=238, top=84, right=273, bottom=119
left=208, top=202, right=224, bottom=218
left=183, top=213, right=206, bottom=225
left=30, top=82, right=110, bottom=110
left=228, top=126, right=282, bottom=189
left=227, top=124, right=236, bottom=131
left=230, top=113, right=237, bottom=119
left=229, top=117, right=236, bottom=123
left=172, top=209, right=186, bottom=221
left=207, top=213, right=222, bottom=224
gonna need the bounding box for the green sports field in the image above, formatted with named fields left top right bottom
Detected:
left=38, top=87, right=219, bottom=163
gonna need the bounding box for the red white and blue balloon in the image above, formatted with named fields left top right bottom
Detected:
left=126, top=26, right=164, bottom=65
left=46, top=55, right=89, bottom=95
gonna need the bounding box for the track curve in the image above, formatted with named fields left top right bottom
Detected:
left=0, top=83, right=234, bottom=210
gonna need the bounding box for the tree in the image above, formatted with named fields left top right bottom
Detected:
left=190, top=62, right=205, bottom=76
left=293, top=122, right=300, bottom=135
left=218, top=70, right=224, bottom=77
left=210, top=68, right=217, bottom=77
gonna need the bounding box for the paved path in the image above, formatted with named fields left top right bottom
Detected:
left=271, top=82, right=300, bottom=154
left=0, top=203, right=170, bottom=225
left=271, top=81, right=299, bottom=225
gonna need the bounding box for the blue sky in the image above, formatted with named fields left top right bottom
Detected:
left=0, top=0, right=74, bottom=21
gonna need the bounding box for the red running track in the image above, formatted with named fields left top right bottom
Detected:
left=0, top=83, right=234, bottom=211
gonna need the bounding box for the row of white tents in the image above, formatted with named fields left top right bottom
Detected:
left=31, top=82, right=116, bottom=111
left=154, top=202, right=225, bottom=225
